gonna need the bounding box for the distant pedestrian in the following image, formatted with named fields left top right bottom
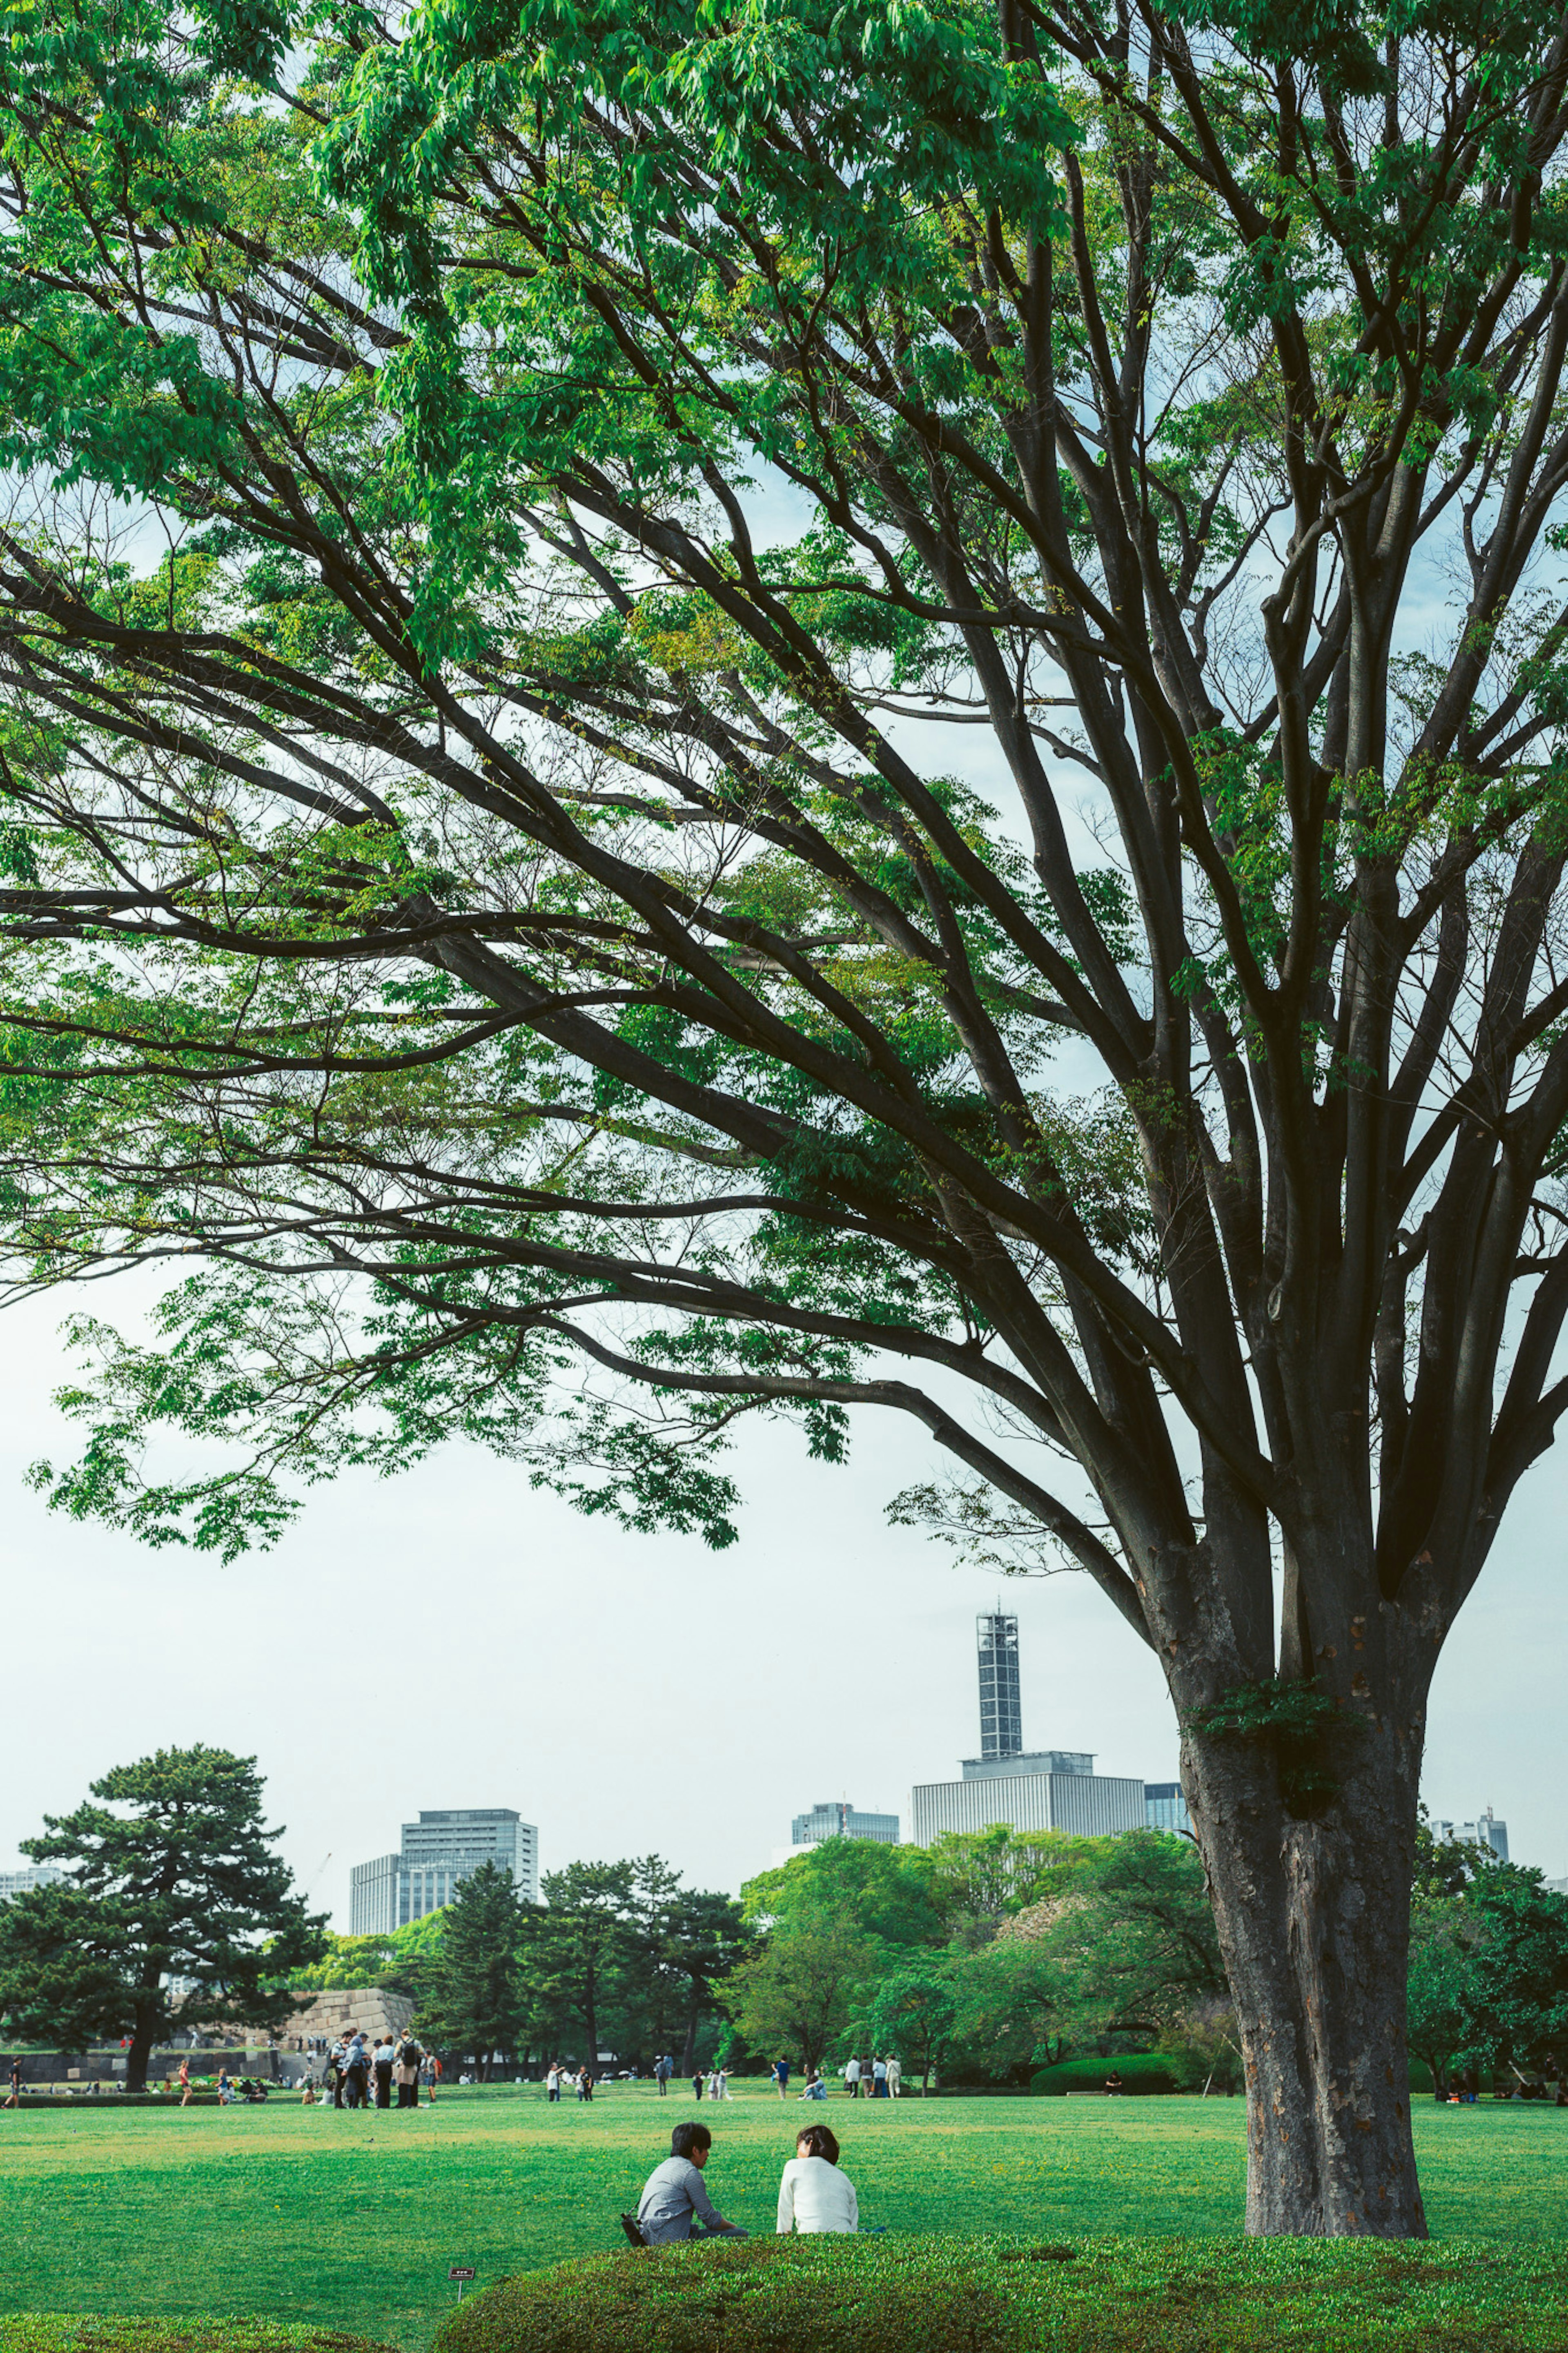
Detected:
left=886, top=2056, right=902, bottom=2100
left=655, top=2056, right=671, bottom=2098
left=706, top=2065, right=722, bottom=2101
left=692, top=2071, right=704, bottom=2101
left=844, top=2056, right=861, bottom=2099
left=546, top=2064, right=562, bottom=2103
left=4, top=2055, right=20, bottom=2108
left=217, top=2069, right=234, bottom=2105
left=872, top=2056, right=888, bottom=2099
left=394, top=2035, right=422, bottom=2110
left=343, top=2033, right=370, bottom=2110
left=579, top=2068, right=595, bottom=2103
left=178, top=2058, right=192, bottom=2109
left=771, top=2060, right=791, bottom=2100
left=329, top=2039, right=346, bottom=2110
left=717, top=2067, right=733, bottom=2100
left=373, top=2037, right=395, bottom=2110
left=422, top=2052, right=441, bottom=2107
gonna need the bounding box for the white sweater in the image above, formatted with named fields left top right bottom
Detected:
left=776, top=2155, right=859, bottom=2235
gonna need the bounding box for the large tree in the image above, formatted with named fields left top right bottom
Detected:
left=416, top=1860, right=526, bottom=2076
left=0, top=1747, right=324, bottom=2090
left=0, top=0, right=1565, bottom=2237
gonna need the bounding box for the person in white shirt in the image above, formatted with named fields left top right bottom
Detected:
left=777, top=2122, right=859, bottom=2234
left=843, top=2056, right=861, bottom=2098
left=885, top=2056, right=902, bottom=2099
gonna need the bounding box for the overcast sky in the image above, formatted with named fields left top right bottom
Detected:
left=2, top=1271, right=1564, bottom=1925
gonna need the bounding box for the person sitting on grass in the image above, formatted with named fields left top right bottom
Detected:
left=635, top=2120, right=748, bottom=2245
left=797, top=2072, right=827, bottom=2101
left=776, top=2122, right=858, bottom=2235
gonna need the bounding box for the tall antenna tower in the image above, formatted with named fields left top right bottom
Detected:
left=976, top=1611, right=1022, bottom=1759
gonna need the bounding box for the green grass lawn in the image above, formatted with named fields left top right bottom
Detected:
left=1, top=2081, right=1564, bottom=2350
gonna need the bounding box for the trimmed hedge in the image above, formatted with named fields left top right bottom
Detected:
left=1028, top=2057, right=1179, bottom=2095
left=0, top=2328, right=387, bottom=2352
left=431, top=2236, right=1568, bottom=2353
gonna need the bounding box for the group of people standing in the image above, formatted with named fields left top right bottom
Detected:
left=316, top=2030, right=437, bottom=2109
left=842, top=2054, right=901, bottom=2098
left=545, top=2064, right=598, bottom=2102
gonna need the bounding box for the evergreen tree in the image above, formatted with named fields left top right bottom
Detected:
left=415, top=1862, right=525, bottom=2080
left=0, top=1747, right=324, bottom=2091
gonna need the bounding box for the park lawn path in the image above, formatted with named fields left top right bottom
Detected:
left=0, top=2082, right=1562, bottom=2350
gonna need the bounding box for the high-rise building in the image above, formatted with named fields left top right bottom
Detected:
left=908, top=1617, right=1146, bottom=1845
left=349, top=1807, right=538, bottom=1935
left=790, top=1800, right=900, bottom=1845
left=1145, top=1782, right=1192, bottom=1835
left=0, top=1865, right=62, bottom=1903
left=976, top=1611, right=1023, bottom=1759
left=1431, top=1807, right=1509, bottom=1864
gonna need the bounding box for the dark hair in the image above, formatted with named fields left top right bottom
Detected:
left=671, top=2121, right=712, bottom=2159
left=795, top=2123, right=840, bottom=2164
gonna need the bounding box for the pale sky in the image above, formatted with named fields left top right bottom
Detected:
left=2, top=1277, right=1564, bottom=1923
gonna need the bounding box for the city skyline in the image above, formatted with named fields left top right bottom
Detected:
left=0, top=1287, right=1559, bottom=1916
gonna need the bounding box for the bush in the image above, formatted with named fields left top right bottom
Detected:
left=1027, top=2057, right=1178, bottom=2096
left=0, top=2326, right=387, bottom=2352
left=432, top=2236, right=1568, bottom=2353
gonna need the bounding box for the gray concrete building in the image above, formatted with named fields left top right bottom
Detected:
left=349, top=1807, right=538, bottom=1935
left=907, top=1617, right=1146, bottom=1846
left=790, top=1800, right=900, bottom=1845
left=909, top=1761, right=1147, bottom=1844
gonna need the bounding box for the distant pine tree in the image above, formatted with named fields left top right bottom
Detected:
left=0, top=1746, right=325, bottom=2090
left=416, top=1862, right=525, bottom=2080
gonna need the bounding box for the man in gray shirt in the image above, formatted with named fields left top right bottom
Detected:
left=635, top=2121, right=748, bottom=2243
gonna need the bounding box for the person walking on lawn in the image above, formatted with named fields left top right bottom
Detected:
left=844, top=2056, right=861, bottom=2098
left=4, top=2054, right=20, bottom=2108
left=373, top=2036, right=395, bottom=2109
left=635, top=2120, right=749, bottom=2244
left=691, top=2069, right=704, bottom=2101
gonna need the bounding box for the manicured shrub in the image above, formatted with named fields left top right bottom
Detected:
left=1027, top=2056, right=1178, bottom=2095
left=431, top=2235, right=1568, bottom=2353
left=434, top=2240, right=1019, bottom=2353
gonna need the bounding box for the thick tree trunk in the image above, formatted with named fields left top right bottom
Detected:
left=125, top=2024, right=154, bottom=2096
left=1183, top=1697, right=1428, bottom=2235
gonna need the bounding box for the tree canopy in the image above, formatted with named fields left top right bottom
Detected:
left=0, top=0, right=1566, bottom=2232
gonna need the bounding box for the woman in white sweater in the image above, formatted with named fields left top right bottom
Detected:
left=775, top=2122, right=859, bottom=2234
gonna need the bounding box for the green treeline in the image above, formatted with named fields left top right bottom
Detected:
left=6, top=1754, right=1566, bottom=2097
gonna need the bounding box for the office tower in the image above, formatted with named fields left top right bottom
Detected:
left=1145, top=1782, right=1192, bottom=1834
left=977, top=1610, right=1023, bottom=1759
left=1430, top=1807, right=1509, bottom=1864
left=790, top=1800, right=900, bottom=1845
left=349, top=1806, right=539, bottom=1934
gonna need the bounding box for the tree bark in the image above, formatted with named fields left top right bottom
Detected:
left=1184, top=1692, right=1428, bottom=2235
left=125, top=2022, right=155, bottom=2096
